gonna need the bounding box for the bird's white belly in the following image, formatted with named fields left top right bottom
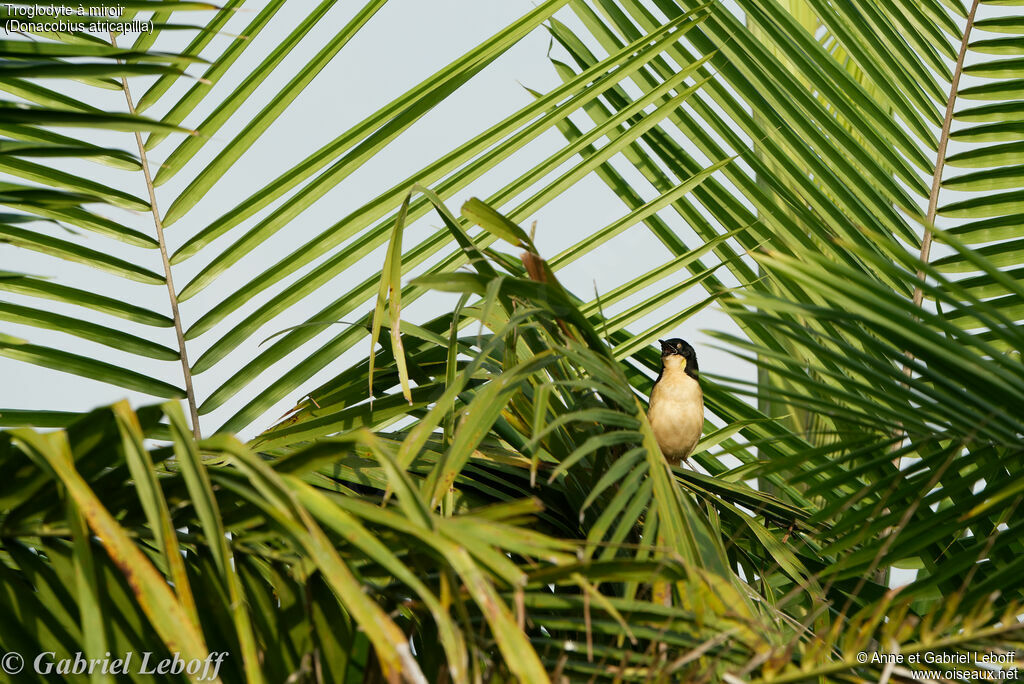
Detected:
left=647, top=371, right=704, bottom=463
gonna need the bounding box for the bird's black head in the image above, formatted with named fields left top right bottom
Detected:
left=658, top=338, right=698, bottom=377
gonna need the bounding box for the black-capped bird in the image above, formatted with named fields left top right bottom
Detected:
left=647, top=338, right=704, bottom=464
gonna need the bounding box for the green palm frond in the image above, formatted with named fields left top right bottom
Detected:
left=2, top=0, right=1024, bottom=680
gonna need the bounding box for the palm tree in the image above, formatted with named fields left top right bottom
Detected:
left=1, top=0, right=1022, bottom=681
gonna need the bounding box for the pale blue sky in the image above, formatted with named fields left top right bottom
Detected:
left=2, top=0, right=997, bottom=439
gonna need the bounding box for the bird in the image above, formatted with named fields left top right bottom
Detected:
left=647, top=338, right=704, bottom=464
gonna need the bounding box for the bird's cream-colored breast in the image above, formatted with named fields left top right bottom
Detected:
left=647, top=365, right=704, bottom=463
